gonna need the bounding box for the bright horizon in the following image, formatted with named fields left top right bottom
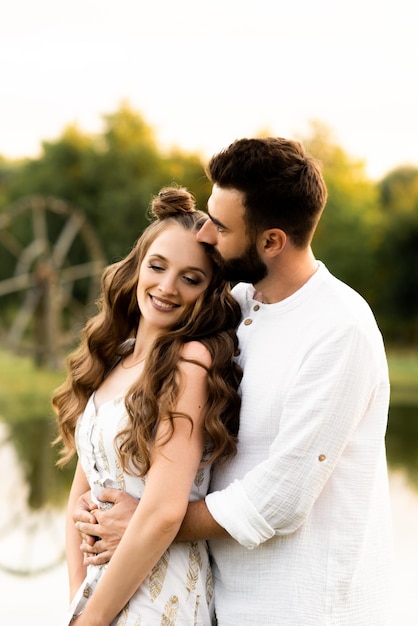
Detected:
left=1, top=0, right=418, bottom=180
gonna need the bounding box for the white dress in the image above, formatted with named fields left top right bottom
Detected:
left=63, top=393, right=214, bottom=626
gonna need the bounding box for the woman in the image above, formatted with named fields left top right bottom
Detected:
left=53, top=186, right=242, bottom=626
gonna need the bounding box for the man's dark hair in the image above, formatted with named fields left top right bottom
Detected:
left=207, top=137, right=328, bottom=247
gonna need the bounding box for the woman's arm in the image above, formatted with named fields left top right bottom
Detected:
left=76, top=342, right=211, bottom=626
left=66, top=460, right=91, bottom=600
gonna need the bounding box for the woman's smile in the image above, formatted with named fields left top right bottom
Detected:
left=149, top=294, right=180, bottom=311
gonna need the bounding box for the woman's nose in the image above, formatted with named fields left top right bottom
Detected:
left=158, top=273, right=178, bottom=295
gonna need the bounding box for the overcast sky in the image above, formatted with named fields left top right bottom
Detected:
left=1, top=0, right=417, bottom=179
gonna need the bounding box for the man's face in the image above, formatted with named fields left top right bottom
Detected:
left=196, top=184, right=268, bottom=284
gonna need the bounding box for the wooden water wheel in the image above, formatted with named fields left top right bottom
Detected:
left=0, top=196, right=106, bottom=574
left=0, top=195, right=106, bottom=368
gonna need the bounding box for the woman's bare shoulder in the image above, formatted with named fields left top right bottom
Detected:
left=180, top=341, right=212, bottom=369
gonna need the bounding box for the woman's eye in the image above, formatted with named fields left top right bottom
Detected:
left=149, top=263, right=164, bottom=272
left=183, top=275, right=199, bottom=285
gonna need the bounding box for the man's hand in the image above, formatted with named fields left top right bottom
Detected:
left=74, top=488, right=138, bottom=566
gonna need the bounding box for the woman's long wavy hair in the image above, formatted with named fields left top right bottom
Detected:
left=52, top=186, right=242, bottom=476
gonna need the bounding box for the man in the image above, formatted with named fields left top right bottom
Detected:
left=74, top=138, right=393, bottom=625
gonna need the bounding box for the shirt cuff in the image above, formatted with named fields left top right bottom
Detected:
left=206, top=479, right=275, bottom=549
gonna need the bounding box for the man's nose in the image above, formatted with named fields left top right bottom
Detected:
left=196, top=220, right=218, bottom=245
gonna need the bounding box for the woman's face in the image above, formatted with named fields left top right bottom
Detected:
left=136, top=224, right=213, bottom=333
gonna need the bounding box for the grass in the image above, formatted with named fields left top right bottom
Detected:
left=387, top=348, right=418, bottom=405
left=0, top=350, right=72, bottom=508
left=0, top=350, right=65, bottom=424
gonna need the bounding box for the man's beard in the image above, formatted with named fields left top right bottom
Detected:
left=212, top=240, right=268, bottom=284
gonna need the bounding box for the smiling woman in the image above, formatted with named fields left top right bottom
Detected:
left=51, top=185, right=242, bottom=626
left=135, top=225, right=212, bottom=338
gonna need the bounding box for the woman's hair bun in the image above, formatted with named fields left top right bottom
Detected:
left=151, top=185, right=196, bottom=219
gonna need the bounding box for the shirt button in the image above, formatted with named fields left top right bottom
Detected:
left=243, top=318, right=253, bottom=326
left=318, top=454, right=326, bottom=462
left=253, top=304, right=260, bottom=311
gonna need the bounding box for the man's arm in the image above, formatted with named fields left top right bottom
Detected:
left=176, top=498, right=229, bottom=541
left=75, top=488, right=228, bottom=565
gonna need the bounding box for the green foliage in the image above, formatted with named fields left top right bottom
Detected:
left=302, top=122, right=381, bottom=304
left=0, top=156, right=24, bottom=208
left=302, top=122, right=418, bottom=345
left=0, top=350, right=74, bottom=508
left=374, top=167, right=418, bottom=343
left=388, top=349, right=418, bottom=405
left=379, top=166, right=418, bottom=210
left=3, top=102, right=209, bottom=263
left=386, top=350, right=418, bottom=485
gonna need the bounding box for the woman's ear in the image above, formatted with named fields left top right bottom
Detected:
left=260, top=229, right=287, bottom=257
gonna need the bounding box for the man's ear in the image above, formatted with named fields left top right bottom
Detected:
left=260, top=229, right=287, bottom=257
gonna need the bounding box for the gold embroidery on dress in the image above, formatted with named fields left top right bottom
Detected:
left=149, top=548, right=170, bottom=601
left=186, top=542, right=202, bottom=594
left=83, top=583, right=91, bottom=598
left=115, top=457, right=126, bottom=491
left=194, top=466, right=204, bottom=488
left=206, top=563, right=214, bottom=605
left=98, top=429, right=110, bottom=474
left=114, top=602, right=129, bottom=626
left=194, top=594, right=201, bottom=624
left=160, top=595, right=179, bottom=626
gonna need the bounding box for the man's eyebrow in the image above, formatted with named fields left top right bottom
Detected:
left=206, top=208, right=228, bottom=230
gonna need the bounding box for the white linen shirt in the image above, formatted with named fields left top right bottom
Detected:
left=206, top=262, right=393, bottom=625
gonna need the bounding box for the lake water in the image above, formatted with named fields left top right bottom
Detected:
left=0, top=435, right=417, bottom=624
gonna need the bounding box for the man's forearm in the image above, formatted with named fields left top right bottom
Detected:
left=76, top=489, right=229, bottom=567
left=176, top=498, right=229, bottom=541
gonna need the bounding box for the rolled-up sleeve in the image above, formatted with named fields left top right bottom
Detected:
left=206, top=480, right=275, bottom=548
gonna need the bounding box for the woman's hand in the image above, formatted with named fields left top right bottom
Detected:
left=74, top=488, right=138, bottom=565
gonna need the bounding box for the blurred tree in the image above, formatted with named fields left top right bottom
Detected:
left=301, top=122, right=381, bottom=307
left=0, top=156, right=24, bottom=208
left=375, top=166, right=418, bottom=343
left=5, top=102, right=209, bottom=263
